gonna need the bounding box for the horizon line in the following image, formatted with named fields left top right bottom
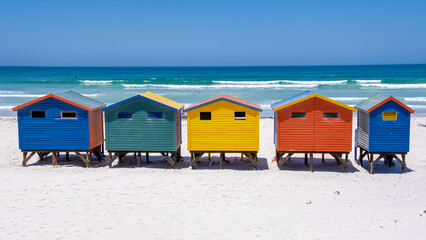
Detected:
left=1, top=63, right=426, bottom=68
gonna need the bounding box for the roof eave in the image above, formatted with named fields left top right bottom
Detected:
left=184, top=98, right=262, bottom=112
left=367, top=96, right=415, bottom=113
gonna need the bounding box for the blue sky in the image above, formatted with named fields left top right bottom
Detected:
left=1, top=0, right=425, bottom=66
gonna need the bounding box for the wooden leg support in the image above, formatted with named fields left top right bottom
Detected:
left=22, top=151, right=36, bottom=166
left=108, top=152, right=119, bottom=168
left=309, top=153, right=314, bottom=172
left=137, top=152, right=141, bottom=167
left=369, top=154, right=385, bottom=174
left=393, top=154, right=407, bottom=173
left=146, top=152, right=150, bottom=164
left=161, top=152, right=175, bottom=169
left=75, top=151, right=91, bottom=168
left=277, top=152, right=293, bottom=170
left=219, top=153, right=224, bottom=169
left=52, top=152, right=57, bottom=166
left=191, top=153, right=204, bottom=169
left=305, top=153, right=308, bottom=165
left=243, top=152, right=259, bottom=170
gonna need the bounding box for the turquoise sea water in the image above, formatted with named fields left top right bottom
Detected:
left=1, top=65, right=426, bottom=117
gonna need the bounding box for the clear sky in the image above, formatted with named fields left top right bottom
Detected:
left=1, top=0, right=425, bottom=66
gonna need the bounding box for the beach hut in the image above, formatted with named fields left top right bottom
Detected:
left=12, top=90, right=105, bottom=167
left=355, top=94, right=414, bottom=173
left=271, top=91, right=356, bottom=172
left=101, top=91, right=184, bottom=168
left=185, top=95, right=262, bottom=169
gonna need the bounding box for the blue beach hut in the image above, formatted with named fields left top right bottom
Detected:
left=12, top=91, right=106, bottom=167
left=355, top=94, right=415, bottom=173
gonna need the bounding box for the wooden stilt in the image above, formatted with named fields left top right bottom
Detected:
left=146, top=152, right=150, bottom=164
left=191, top=153, right=204, bottom=169
left=241, top=153, right=243, bottom=161
left=52, top=151, right=57, bottom=166
left=108, top=152, right=113, bottom=168
left=304, top=153, right=308, bottom=165
left=208, top=152, right=211, bottom=161
left=66, top=152, right=69, bottom=161
left=322, top=153, right=325, bottom=162
left=137, top=152, right=141, bottom=167
left=161, top=152, right=175, bottom=169
left=22, top=151, right=36, bottom=166
left=309, top=153, right=314, bottom=172
left=220, top=153, right=224, bottom=169
left=277, top=152, right=293, bottom=170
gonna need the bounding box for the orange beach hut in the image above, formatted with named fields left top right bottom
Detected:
left=271, top=91, right=356, bottom=172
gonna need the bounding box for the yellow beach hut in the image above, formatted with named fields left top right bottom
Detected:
left=184, top=95, right=262, bottom=169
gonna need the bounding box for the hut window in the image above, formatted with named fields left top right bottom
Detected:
left=200, top=112, right=211, bottom=120
left=383, top=111, right=397, bottom=121
left=234, top=112, right=246, bottom=120
left=323, top=112, right=338, bottom=118
left=148, top=112, right=163, bottom=119
left=61, top=111, right=76, bottom=118
left=31, top=111, right=45, bottom=118
left=291, top=112, right=306, bottom=118
left=117, top=112, right=133, bottom=118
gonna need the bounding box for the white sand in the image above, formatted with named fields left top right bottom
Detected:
left=0, top=117, right=425, bottom=239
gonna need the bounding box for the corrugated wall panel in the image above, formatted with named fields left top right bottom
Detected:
left=89, top=110, right=104, bottom=149
left=175, top=109, right=182, bottom=149
left=18, top=97, right=90, bottom=150
left=140, top=98, right=176, bottom=151
left=276, top=98, right=315, bottom=151
left=187, top=100, right=259, bottom=152
left=105, top=98, right=177, bottom=152
left=356, top=110, right=369, bottom=151
left=314, top=98, right=353, bottom=152
left=105, top=99, right=142, bottom=151
left=369, top=101, right=411, bottom=152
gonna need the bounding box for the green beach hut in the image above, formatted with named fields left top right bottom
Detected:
left=101, top=91, right=184, bottom=168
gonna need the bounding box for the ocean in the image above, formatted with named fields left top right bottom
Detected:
left=1, top=65, right=426, bottom=117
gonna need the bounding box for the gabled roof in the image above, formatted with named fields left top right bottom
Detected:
left=184, top=95, right=262, bottom=112
left=271, top=91, right=356, bottom=112
left=356, top=94, right=415, bottom=113
left=101, top=91, right=184, bottom=112
left=12, top=90, right=105, bottom=112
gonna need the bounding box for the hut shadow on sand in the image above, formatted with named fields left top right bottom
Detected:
left=26, top=153, right=105, bottom=168
left=357, top=159, right=413, bottom=174
left=180, top=155, right=269, bottom=171
left=278, top=155, right=360, bottom=173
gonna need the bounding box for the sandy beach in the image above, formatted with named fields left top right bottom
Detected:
left=0, top=117, right=425, bottom=239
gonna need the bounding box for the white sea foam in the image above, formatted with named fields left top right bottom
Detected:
left=360, top=83, right=426, bottom=89
left=0, top=94, right=45, bottom=98
left=281, top=80, right=347, bottom=85
left=355, top=80, right=382, bottom=83
left=212, top=80, right=282, bottom=85
left=82, top=94, right=100, bottom=97
left=408, top=105, right=426, bottom=109
left=0, top=91, right=23, bottom=94
left=330, top=97, right=368, bottom=102
left=0, top=106, right=14, bottom=109
left=404, top=97, right=426, bottom=102
left=123, top=84, right=317, bottom=89
left=81, top=80, right=114, bottom=85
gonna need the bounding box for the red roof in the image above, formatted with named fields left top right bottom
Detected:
left=185, top=95, right=262, bottom=112
left=367, top=96, right=415, bottom=113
